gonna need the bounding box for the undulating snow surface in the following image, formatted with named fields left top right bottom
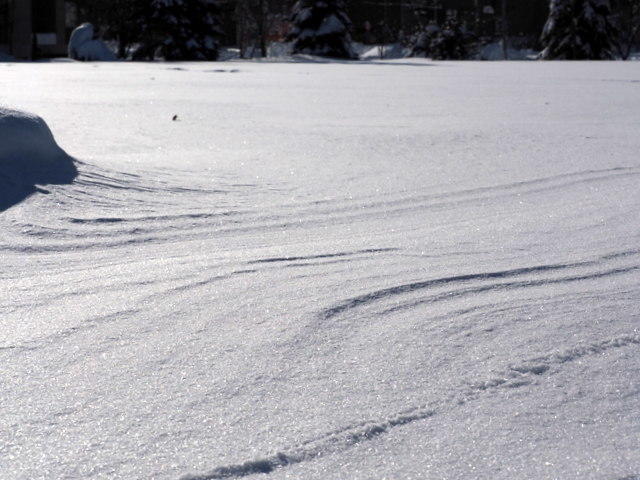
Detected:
left=1, top=60, right=639, bottom=480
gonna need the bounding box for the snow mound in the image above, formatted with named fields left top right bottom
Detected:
left=267, top=42, right=292, bottom=58
left=0, top=107, right=77, bottom=211
left=68, top=23, right=116, bottom=61
left=358, top=43, right=408, bottom=60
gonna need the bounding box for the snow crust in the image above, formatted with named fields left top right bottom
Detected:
left=0, top=107, right=77, bottom=211
left=68, top=23, right=117, bottom=61
left=1, top=60, right=639, bottom=480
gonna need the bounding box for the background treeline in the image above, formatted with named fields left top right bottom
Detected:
left=66, top=0, right=640, bottom=60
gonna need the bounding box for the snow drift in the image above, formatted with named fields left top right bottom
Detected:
left=0, top=107, right=77, bottom=211
left=68, top=23, right=116, bottom=61
left=1, top=62, right=639, bottom=480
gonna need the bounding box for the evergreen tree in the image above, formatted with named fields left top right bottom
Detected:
left=612, top=0, right=640, bottom=59
left=540, top=0, right=618, bottom=59
left=408, top=21, right=439, bottom=57
left=141, top=0, right=222, bottom=60
left=429, top=19, right=470, bottom=60
left=288, top=0, right=357, bottom=59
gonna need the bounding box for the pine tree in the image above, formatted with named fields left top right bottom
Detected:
left=288, top=0, right=357, bottom=59
left=429, top=19, right=470, bottom=60
left=613, top=0, right=640, bottom=59
left=408, top=21, right=439, bottom=58
left=142, top=0, right=222, bottom=60
left=540, top=0, right=618, bottom=59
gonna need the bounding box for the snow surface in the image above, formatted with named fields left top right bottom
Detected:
left=1, top=60, right=640, bottom=480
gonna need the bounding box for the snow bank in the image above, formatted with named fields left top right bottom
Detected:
left=267, top=42, right=292, bottom=58
left=68, top=23, right=116, bottom=61
left=0, top=107, right=77, bottom=211
left=357, top=43, right=408, bottom=60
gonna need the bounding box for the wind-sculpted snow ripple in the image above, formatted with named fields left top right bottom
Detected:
left=181, top=333, right=640, bottom=480
left=0, top=161, right=275, bottom=251
left=3, top=165, right=638, bottom=254
left=271, top=167, right=640, bottom=225
left=320, top=249, right=640, bottom=321
left=246, top=248, right=399, bottom=265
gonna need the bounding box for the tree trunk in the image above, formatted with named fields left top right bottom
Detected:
left=501, top=0, right=508, bottom=60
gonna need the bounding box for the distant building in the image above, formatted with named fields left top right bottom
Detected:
left=0, top=0, right=68, bottom=59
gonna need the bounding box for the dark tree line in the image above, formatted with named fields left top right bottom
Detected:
left=67, top=0, right=640, bottom=60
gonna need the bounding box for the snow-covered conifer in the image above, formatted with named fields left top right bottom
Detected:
left=144, top=0, right=222, bottom=60
left=429, top=19, right=469, bottom=60
left=288, top=0, right=357, bottom=59
left=540, top=0, right=618, bottom=59
left=408, top=21, right=439, bottom=57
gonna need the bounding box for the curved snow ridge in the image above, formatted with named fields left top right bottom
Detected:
left=67, top=210, right=246, bottom=225
left=295, top=166, right=640, bottom=221
left=0, top=107, right=77, bottom=211
left=321, top=250, right=640, bottom=320
left=180, top=408, right=437, bottom=480
left=68, top=164, right=248, bottom=209
left=247, top=248, right=399, bottom=265
left=0, top=308, right=140, bottom=353
left=378, top=264, right=640, bottom=318
left=470, top=333, right=640, bottom=392
left=182, top=333, right=640, bottom=480
left=185, top=166, right=640, bottom=239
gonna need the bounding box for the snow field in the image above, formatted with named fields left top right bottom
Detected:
left=0, top=59, right=639, bottom=479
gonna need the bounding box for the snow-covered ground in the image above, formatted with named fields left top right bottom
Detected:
left=1, top=60, right=639, bottom=480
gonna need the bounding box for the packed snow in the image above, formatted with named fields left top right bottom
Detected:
left=1, top=59, right=639, bottom=480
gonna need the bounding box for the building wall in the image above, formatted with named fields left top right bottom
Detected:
left=3, top=0, right=67, bottom=59
left=33, top=0, right=67, bottom=56
left=11, top=0, right=32, bottom=58
left=1, top=0, right=10, bottom=53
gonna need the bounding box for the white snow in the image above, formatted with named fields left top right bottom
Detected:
left=0, top=107, right=77, bottom=211
left=357, top=42, right=408, bottom=60
left=68, top=23, right=117, bottom=61
left=1, top=60, right=639, bottom=480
